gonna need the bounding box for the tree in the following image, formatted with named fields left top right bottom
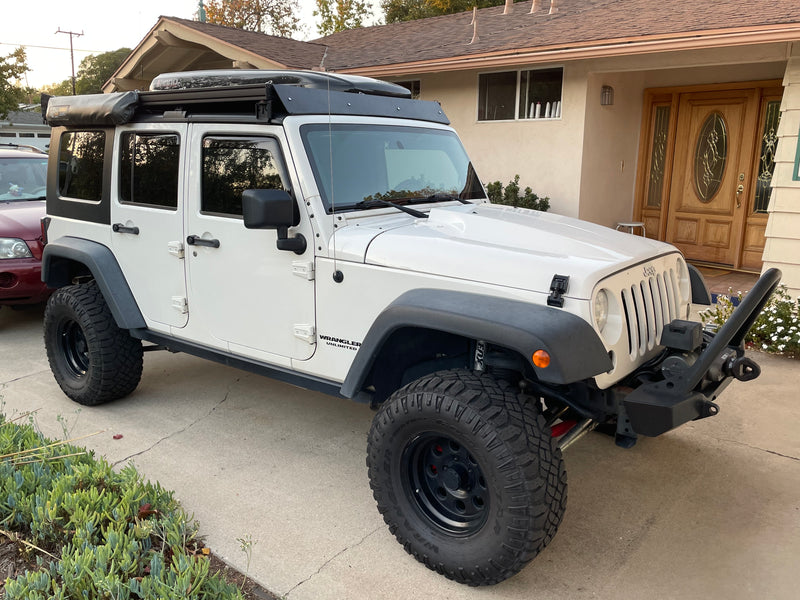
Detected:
left=381, top=0, right=507, bottom=23
left=315, top=0, right=370, bottom=36
left=41, top=48, right=131, bottom=97
left=204, top=0, right=301, bottom=37
left=75, top=48, right=131, bottom=95
left=0, top=47, right=29, bottom=119
left=41, top=80, right=73, bottom=98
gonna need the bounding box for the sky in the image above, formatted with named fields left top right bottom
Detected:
left=1, top=0, right=334, bottom=89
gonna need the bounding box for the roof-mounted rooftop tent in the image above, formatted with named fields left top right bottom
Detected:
left=44, top=70, right=449, bottom=127
left=149, top=70, right=413, bottom=99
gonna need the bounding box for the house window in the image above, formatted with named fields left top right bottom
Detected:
left=119, top=132, right=180, bottom=209
left=201, top=136, right=287, bottom=217
left=753, top=100, right=781, bottom=213
left=395, top=80, right=420, bottom=99
left=58, top=131, right=105, bottom=201
left=645, top=105, right=671, bottom=208
left=478, top=72, right=516, bottom=121
left=478, top=68, right=563, bottom=121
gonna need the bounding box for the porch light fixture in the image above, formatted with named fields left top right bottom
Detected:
left=601, top=85, right=614, bottom=106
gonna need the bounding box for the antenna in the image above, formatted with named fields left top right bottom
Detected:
left=470, top=8, right=479, bottom=44
left=327, top=77, right=343, bottom=283
left=55, top=28, right=84, bottom=95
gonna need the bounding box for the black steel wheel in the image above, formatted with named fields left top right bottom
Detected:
left=58, top=319, right=90, bottom=378
left=367, top=369, right=567, bottom=586
left=403, top=433, right=489, bottom=535
left=44, top=282, right=143, bottom=405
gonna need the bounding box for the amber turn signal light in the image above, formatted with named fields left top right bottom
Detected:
left=532, top=350, right=551, bottom=368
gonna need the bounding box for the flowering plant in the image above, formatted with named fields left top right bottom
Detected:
left=700, top=284, right=800, bottom=357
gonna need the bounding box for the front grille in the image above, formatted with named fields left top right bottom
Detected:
left=620, top=268, right=682, bottom=359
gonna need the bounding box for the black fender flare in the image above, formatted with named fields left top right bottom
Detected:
left=340, top=289, right=612, bottom=398
left=42, top=236, right=146, bottom=330
left=687, top=263, right=712, bottom=305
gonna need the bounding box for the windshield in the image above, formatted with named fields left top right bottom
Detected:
left=0, top=156, right=48, bottom=201
left=300, top=124, right=485, bottom=213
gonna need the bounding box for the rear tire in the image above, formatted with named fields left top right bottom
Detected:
left=44, top=282, right=143, bottom=405
left=367, top=369, right=567, bottom=586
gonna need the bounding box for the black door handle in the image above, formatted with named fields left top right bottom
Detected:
left=186, top=235, right=220, bottom=248
left=112, top=223, right=140, bottom=235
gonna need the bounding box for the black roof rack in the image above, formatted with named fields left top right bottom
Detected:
left=44, top=70, right=450, bottom=127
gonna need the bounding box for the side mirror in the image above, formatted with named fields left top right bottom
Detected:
left=242, top=189, right=306, bottom=254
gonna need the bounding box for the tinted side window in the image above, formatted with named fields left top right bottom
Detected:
left=120, top=132, right=180, bottom=209
left=58, top=131, right=105, bottom=201
left=202, top=137, right=286, bottom=216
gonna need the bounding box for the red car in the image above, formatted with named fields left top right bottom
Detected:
left=0, top=144, right=51, bottom=306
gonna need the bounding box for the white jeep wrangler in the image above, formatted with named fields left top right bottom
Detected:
left=40, top=71, right=780, bottom=586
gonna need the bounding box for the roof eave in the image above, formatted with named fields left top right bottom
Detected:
left=334, top=24, right=800, bottom=77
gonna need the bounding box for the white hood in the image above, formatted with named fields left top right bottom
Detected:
left=332, top=203, right=678, bottom=299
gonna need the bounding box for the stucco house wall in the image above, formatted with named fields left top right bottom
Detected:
left=409, top=66, right=589, bottom=218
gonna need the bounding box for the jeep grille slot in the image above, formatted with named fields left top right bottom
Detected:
left=620, top=268, right=681, bottom=359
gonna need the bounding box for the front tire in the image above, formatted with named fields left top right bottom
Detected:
left=367, top=370, right=567, bottom=586
left=44, top=282, right=143, bottom=405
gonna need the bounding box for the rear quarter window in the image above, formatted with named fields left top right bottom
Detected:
left=58, top=131, right=105, bottom=201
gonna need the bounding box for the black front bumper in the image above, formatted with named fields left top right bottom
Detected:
left=623, top=268, right=782, bottom=437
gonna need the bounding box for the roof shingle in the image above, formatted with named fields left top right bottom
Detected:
left=160, top=1, right=800, bottom=74
left=167, top=16, right=327, bottom=69
left=312, top=0, right=800, bottom=70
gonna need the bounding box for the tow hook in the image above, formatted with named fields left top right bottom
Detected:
left=699, top=400, right=720, bottom=418
left=726, top=355, right=760, bottom=382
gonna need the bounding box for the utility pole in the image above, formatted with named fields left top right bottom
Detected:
left=55, top=28, right=84, bottom=95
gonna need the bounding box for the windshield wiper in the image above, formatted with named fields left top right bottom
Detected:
left=350, top=198, right=428, bottom=218
left=423, top=193, right=473, bottom=204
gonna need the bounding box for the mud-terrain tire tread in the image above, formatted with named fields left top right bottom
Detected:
left=44, top=282, right=143, bottom=405
left=366, top=369, right=567, bottom=586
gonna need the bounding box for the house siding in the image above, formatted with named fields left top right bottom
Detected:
left=763, top=47, right=800, bottom=297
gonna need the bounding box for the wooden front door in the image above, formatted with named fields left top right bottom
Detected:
left=636, top=83, right=782, bottom=271
left=665, top=90, right=758, bottom=265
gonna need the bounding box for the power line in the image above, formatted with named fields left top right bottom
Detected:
left=0, top=41, right=103, bottom=53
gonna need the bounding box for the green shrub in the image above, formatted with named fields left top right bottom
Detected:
left=486, top=175, right=550, bottom=211
left=700, top=284, right=800, bottom=357
left=0, top=414, right=244, bottom=599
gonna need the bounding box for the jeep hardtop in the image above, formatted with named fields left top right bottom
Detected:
left=40, top=70, right=781, bottom=586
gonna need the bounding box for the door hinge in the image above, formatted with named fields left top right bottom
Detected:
left=168, top=241, right=185, bottom=259
left=293, top=324, right=316, bottom=344
left=171, top=296, right=188, bottom=314
left=292, top=260, right=315, bottom=281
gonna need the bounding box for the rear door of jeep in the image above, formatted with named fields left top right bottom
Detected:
left=110, top=123, right=189, bottom=330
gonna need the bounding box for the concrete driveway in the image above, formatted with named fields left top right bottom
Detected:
left=1, top=304, right=798, bottom=600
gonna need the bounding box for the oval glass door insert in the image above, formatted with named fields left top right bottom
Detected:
left=693, top=111, right=727, bottom=203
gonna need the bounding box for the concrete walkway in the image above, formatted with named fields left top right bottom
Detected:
left=1, top=304, right=798, bottom=599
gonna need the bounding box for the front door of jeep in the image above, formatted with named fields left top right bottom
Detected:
left=111, top=124, right=188, bottom=329
left=183, top=124, right=316, bottom=362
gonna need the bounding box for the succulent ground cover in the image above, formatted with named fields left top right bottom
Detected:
left=0, top=412, right=274, bottom=599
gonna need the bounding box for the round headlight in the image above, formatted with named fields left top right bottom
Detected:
left=0, top=238, right=33, bottom=259
left=594, top=289, right=609, bottom=332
